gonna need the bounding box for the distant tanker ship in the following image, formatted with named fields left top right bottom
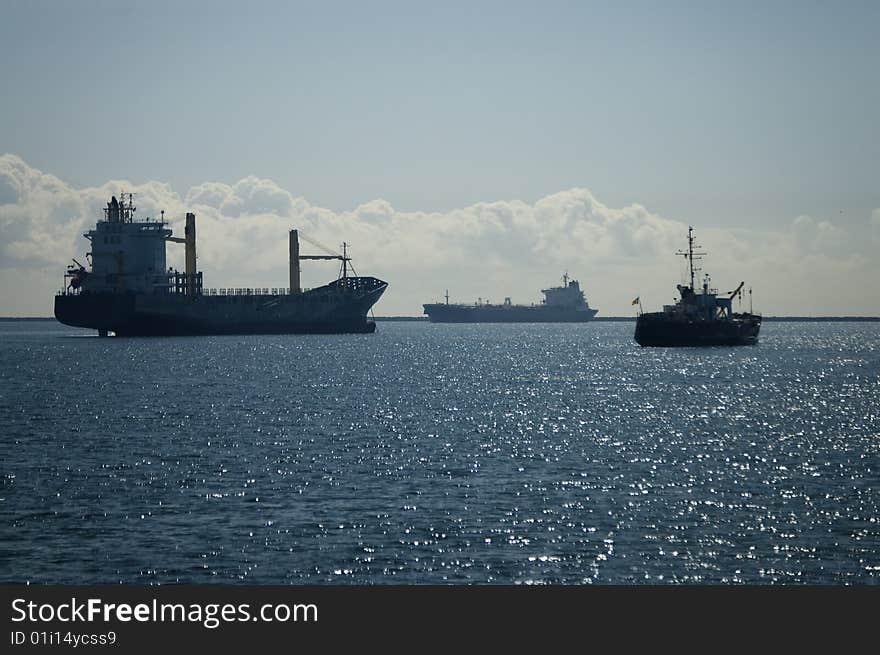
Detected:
left=55, top=194, right=387, bottom=336
left=423, top=274, right=598, bottom=323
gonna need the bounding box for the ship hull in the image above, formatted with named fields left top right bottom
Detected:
left=55, top=278, right=386, bottom=336
left=634, top=313, right=761, bottom=347
left=423, top=303, right=598, bottom=323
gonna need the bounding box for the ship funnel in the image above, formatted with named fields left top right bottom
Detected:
left=185, top=212, right=197, bottom=296
left=108, top=196, right=120, bottom=222
left=289, top=229, right=301, bottom=294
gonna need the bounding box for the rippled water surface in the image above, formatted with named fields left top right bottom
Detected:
left=1, top=320, right=877, bottom=584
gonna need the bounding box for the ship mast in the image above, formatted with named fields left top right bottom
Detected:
left=677, top=226, right=705, bottom=291
left=342, top=242, right=348, bottom=280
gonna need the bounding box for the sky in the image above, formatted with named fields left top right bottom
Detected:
left=1, top=0, right=878, bottom=316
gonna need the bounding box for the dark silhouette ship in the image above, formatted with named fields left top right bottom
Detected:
left=55, top=194, right=387, bottom=336
left=634, top=227, right=761, bottom=346
left=423, top=274, right=598, bottom=323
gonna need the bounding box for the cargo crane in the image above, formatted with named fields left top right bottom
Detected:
left=65, top=258, right=88, bottom=291
left=289, top=230, right=352, bottom=293
left=165, top=211, right=199, bottom=296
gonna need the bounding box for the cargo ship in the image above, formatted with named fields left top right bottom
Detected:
left=423, top=274, right=598, bottom=323
left=55, top=194, right=387, bottom=336
left=634, top=227, right=761, bottom=346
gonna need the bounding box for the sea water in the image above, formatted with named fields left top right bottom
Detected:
left=0, top=320, right=877, bottom=584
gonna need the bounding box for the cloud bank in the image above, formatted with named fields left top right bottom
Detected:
left=1, top=153, right=877, bottom=316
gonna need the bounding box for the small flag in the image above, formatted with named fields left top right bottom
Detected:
left=631, top=297, right=639, bottom=305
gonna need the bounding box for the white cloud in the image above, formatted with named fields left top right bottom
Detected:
left=1, top=153, right=878, bottom=317
left=183, top=176, right=306, bottom=218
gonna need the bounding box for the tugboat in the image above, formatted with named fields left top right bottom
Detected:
left=634, top=227, right=761, bottom=346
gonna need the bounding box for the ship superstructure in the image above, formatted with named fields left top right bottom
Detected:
left=55, top=194, right=387, bottom=336
left=634, top=227, right=761, bottom=346
left=423, top=274, right=598, bottom=323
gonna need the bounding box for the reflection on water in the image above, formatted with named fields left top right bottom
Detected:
left=0, top=320, right=877, bottom=583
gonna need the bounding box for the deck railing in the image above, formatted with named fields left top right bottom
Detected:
left=57, top=286, right=319, bottom=297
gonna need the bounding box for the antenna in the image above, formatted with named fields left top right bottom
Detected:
left=119, top=191, right=136, bottom=223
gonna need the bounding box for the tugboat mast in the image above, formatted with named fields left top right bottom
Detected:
left=676, top=226, right=705, bottom=291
